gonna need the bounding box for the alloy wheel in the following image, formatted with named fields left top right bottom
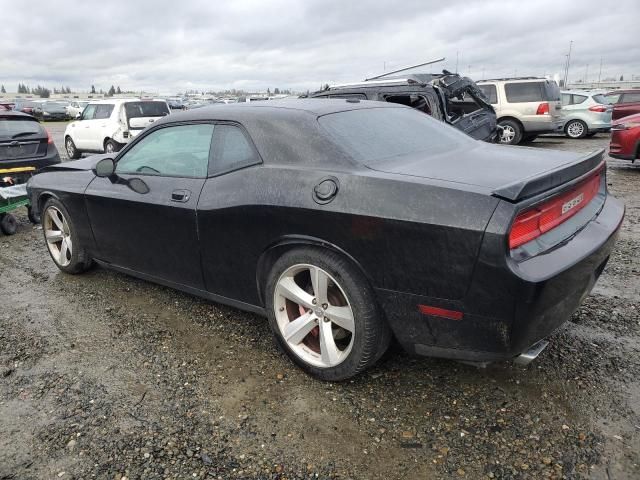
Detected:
left=105, top=141, right=115, bottom=153
left=65, top=138, right=76, bottom=158
left=500, top=125, right=516, bottom=143
left=567, top=121, right=585, bottom=138
left=43, top=206, right=72, bottom=267
left=273, top=264, right=355, bottom=368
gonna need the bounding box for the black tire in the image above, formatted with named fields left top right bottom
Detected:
left=65, top=136, right=81, bottom=159
left=27, top=206, right=41, bottom=224
left=41, top=198, right=92, bottom=274
left=265, top=247, right=392, bottom=381
left=498, top=119, right=523, bottom=145
left=0, top=213, right=18, bottom=235
left=565, top=119, right=588, bottom=139
left=104, top=139, right=120, bottom=154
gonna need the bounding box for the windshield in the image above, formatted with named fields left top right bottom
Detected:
left=318, top=107, right=470, bottom=165
left=125, top=101, right=170, bottom=118
left=0, top=118, right=43, bottom=138
left=43, top=102, right=67, bottom=112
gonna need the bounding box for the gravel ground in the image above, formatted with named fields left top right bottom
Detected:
left=1, top=127, right=639, bottom=479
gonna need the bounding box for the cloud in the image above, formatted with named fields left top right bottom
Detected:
left=0, top=0, right=638, bottom=93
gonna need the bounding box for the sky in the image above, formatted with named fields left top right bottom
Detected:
left=1, top=0, right=639, bottom=94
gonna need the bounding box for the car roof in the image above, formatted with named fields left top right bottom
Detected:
left=0, top=110, right=37, bottom=120
left=156, top=98, right=401, bottom=123
left=562, top=90, right=600, bottom=96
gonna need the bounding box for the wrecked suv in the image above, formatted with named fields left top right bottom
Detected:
left=309, top=72, right=498, bottom=142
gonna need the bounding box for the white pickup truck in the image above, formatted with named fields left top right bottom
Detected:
left=64, top=99, right=170, bottom=158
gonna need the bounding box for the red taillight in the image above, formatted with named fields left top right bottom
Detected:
left=509, top=171, right=602, bottom=249
left=588, top=105, right=607, bottom=113
left=536, top=102, right=549, bottom=115
left=46, top=129, right=53, bottom=144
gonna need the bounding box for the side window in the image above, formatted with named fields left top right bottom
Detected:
left=116, top=124, right=213, bottom=178
left=82, top=104, right=97, bottom=120
left=209, top=124, right=260, bottom=176
left=95, top=104, right=114, bottom=119
left=561, top=93, right=571, bottom=106
left=384, top=94, right=433, bottom=115
left=504, top=82, right=544, bottom=103
left=621, top=93, right=640, bottom=103
left=478, top=84, right=498, bottom=104
left=572, top=94, right=587, bottom=105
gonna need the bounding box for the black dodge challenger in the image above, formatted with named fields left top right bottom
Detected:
left=27, top=99, right=624, bottom=380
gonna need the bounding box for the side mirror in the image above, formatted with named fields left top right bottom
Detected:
left=94, top=157, right=115, bottom=177
left=76, top=112, right=82, bottom=119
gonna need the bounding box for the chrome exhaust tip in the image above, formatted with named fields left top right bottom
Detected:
left=514, top=340, right=549, bottom=367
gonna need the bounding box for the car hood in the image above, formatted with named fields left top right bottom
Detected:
left=369, top=143, right=604, bottom=201
left=613, top=112, right=640, bottom=125
left=38, top=154, right=110, bottom=173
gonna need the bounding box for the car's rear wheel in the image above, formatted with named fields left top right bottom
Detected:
left=565, top=120, right=588, bottom=139
left=65, top=136, right=81, bottom=159
left=0, top=213, right=18, bottom=235
left=42, top=198, right=92, bottom=274
left=498, top=119, right=523, bottom=145
left=266, top=247, right=391, bottom=381
left=104, top=139, right=119, bottom=154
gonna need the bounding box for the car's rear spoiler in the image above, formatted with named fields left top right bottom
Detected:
left=492, top=149, right=605, bottom=202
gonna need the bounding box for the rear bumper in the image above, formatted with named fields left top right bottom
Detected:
left=0, top=148, right=61, bottom=171
left=378, top=193, right=624, bottom=363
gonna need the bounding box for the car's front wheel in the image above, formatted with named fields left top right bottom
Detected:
left=104, top=139, right=119, bottom=154
left=42, top=198, right=92, bottom=274
left=565, top=119, right=588, bottom=139
left=65, top=136, right=81, bottom=159
left=266, top=247, right=391, bottom=381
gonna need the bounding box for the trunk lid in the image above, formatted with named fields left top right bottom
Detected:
left=369, top=143, right=604, bottom=202
left=0, top=117, right=48, bottom=162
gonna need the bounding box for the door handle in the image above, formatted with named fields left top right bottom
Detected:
left=171, top=189, right=191, bottom=202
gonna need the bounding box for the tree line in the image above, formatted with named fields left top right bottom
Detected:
left=2, top=83, right=125, bottom=98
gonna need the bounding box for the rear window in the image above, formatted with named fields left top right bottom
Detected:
left=0, top=118, right=43, bottom=138
left=124, top=101, right=170, bottom=118
left=505, top=82, right=546, bottom=103
left=592, top=94, right=608, bottom=105
left=318, top=107, right=467, bottom=165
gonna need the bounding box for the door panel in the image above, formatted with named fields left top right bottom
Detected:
left=85, top=175, right=206, bottom=287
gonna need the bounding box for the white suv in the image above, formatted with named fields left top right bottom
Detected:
left=476, top=78, right=563, bottom=144
left=64, top=99, right=170, bottom=158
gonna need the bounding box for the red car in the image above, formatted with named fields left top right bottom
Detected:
left=609, top=112, right=640, bottom=162
left=605, top=90, right=640, bottom=121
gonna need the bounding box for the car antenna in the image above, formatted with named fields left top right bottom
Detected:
left=365, top=57, right=446, bottom=81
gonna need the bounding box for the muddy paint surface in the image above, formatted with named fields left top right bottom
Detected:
left=1, top=130, right=638, bottom=479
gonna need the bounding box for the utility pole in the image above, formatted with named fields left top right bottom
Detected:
left=563, top=40, right=573, bottom=87
left=455, top=51, right=459, bottom=73
left=597, top=57, right=603, bottom=86
left=585, top=64, right=589, bottom=84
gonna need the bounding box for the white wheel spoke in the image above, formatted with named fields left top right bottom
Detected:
left=59, top=240, right=68, bottom=264
left=276, top=277, right=314, bottom=309
left=319, top=320, right=341, bottom=366
left=324, top=305, right=354, bottom=333
left=48, top=209, right=64, bottom=231
left=283, top=311, right=317, bottom=344
left=65, top=236, right=73, bottom=255
left=45, top=230, right=64, bottom=243
left=310, top=266, right=329, bottom=305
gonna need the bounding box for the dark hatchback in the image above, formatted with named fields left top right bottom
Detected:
left=34, top=101, right=69, bottom=121
left=1, top=110, right=61, bottom=173
left=27, top=100, right=623, bottom=380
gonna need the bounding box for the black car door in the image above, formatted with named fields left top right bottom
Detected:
left=84, top=123, right=214, bottom=288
